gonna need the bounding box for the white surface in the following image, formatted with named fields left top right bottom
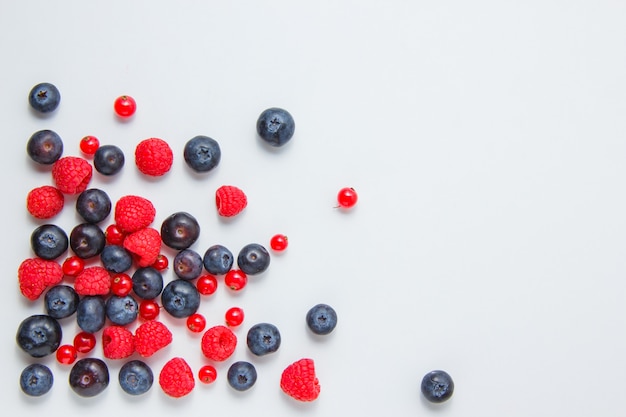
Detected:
left=2, top=1, right=626, bottom=416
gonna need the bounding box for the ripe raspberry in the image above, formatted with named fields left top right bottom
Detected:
left=134, top=320, right=173, bottom=357
left=74, top=266, right=111, bottom=296
left=135, top=138, right=173, bottom=176
left=17, top=258, right=63, bottom=300
left=280, top=358, right=321, bottom=402
left=159, top=357, right=195, bottom=398
left=123, top=227, right=162, bottom=267
left=215, top=185, right=247, bottom=217
left=114, top=195, right=156, bottom=233
left=26, top=185, right=64, bottom=219
left=51, top=156, right=93, bottom=194
left=201, top=325, right=237, bottom=361
left=102, top=325, right=135, bottom=359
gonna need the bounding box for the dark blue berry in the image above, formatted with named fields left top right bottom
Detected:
left=28, top=82, right=61, bottom=113
left=16, top=314, right=62, bottom=358
left=173, top=249, right=203, bottom=280
left=227, top=361, right=257, bottom=392
left=160, top=211, right=200, bottom=250
left=105, top=294, right=138, bottom=326
left=237, top=243, right=270, bottom=275
left=421, top=370, right=454, bottom=403
left=306, top=303, right=338, bottom=335
left=27, top=129, right=63, bottom=164
left=203, top=244, right=234, bottom=275
left=76, top=188, right=111, bottom=224
left=30, top=224, right=68, bottom=260
left=20, top=363, right=53, bottom=396
left=70, top=223, right=106, bottom=259
left=246, top=322, right=281, bottom=356
left=69, top=358, right=109, bottom=397
left=132, top=267, right=164, bottom=300
left=44, top=285, right=80, bottom=319
left=256, top=107, right=295, bottom=147
left=118, top=360, right=153, bottom=395
left=184, top=135, right=221, bottom=173
left=76, top=296, right=106, bottom=333
left=100, top=245, right=133, bottom=273
left=161, top=279, right=200, bottom=318
left=93, top=144, right=125, bottom=176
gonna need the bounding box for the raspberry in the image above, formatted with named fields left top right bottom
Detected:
left=201, top=325, right=237, bottom=361
left=280, top=358, right=321, bottom=402
left=135, top=138, right=173, bottom=177
left=114, top=195, right=156, bottom=233
left=159, top=357, right=195, bottom=398
left=51, top=156, right=93, bottom=194
left=17, top=258, right=63, bottom=300
left=134, top=320, right=173, bottom=357
left=26, top=185, right=64, bottom=219
left=74, top=266, right=111, bottom=296
left=123, top=227, right=162, bottom=267
left=102, top=325, right=135, bottom=359
left=215, top=185, right=247, bottom=217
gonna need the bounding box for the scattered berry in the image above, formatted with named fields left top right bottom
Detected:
left=196, top=274, right=218, bottom=295
left=123, top=227, right=162, bottom=267
left=105, top=294, right=139, bottom=326
left=227, top=361, right=257, bottom=392
left=69, top=223, right=106, bottom=259
left=101, top=245, right=133, bottom=274
left=110, top=273, right=133, bottom=297
left=134, top=320, right=173, bottom=357
left=135, top=138, right=173, bottom=177
left=56, top=344, right=78, bottom=364
left=160, top=211, right=200, bottom=250
left=198, top=365, right=217, bottom=384
left=28, top=82, right=61, bottom=113
left=421, top=370, right=454, bottom=403
left=79, top=135, right=100, bottom=155
left=336, top=187, right=358, bottom=208
left=30, top=223, right=68, bottom=260
left=201, top=325, right=237, bottom=361
left=51, top=156, right=93, bottom=194
left=173, top=248, right=204, bottom=280
left=159, top=357, right=195, bottom=398
left=73, top=331, right=96, bottom=353
left=16, top=314, right=62, bottom=358
left=152, top=253, right=169, bottom=271
left=62, top=255, right=85, bottom=277
left=183, top=135, right=221, bottom=173
left=225, top=306, right=244, bottom=327
left=246, top=323, right=281, bottom=356
left=105, top=224, right=125, bottom=245
left=256, top=107, right=295, bottom=147
left=26, top=185, right=64, bottom=219
left=119, top=360, right=153, bottom=395
left=161, top=279, right=200, bottom=318
left=76, top=188, right=111, bottom=223
left=93, top=144, right=125, bottom=175
left=280, top=358, right=321, bottom=402
left=18, top=257, right=63, bottom=301
left=237, top=243, right=270, bottom=275
left=215, top=185, right=247, bottom=217
left=186, top=313, right=206, bottom=333
left=270, top=233, right=288, bottom=251
left=76, top=295, right=107, bottom=333
left=224, top=269, right=247, bottom=291
left=102, top=325, right=135, bottom=359
left=27, top=129, right=63, bottom=165
left=20, top=363, right=53, bottom=396
left=74, top=266, right=111, bottom=296
left=114, top=195, right=156, bottom=233
left=114, top=95, right=137, bottom=118
left=203, top=244, right=234, bottom=275
left=44, top=284, right=79, bottom=319
left=69, top=358, right=109, bottom=397
left=139, top=300, right=160, bottom=321
left=132, top=267, right=164, bottom=300
left=306, top=303, right=338, bottom=335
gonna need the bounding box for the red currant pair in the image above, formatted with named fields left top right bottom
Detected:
left=113, top=95, right=137, bottom=118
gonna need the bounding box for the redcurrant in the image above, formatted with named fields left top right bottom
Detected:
left=105, top=224, right=125, bottom=245
left=113, top=95, right=137, bottom=118
left=56, top=344, right=78, bottom=365
left=225, top=307, right=244, bottom=327
left=152, top=254, right=169, bottom=271
left=196, top=274, right=218, bottom=295
left=79, top=135, right=100, bottom=155
left=198, top=365, right=217, bottom=384
left=111, top=273, right=133, bottom=297
left=224, top=269, right=247, bottom=291
left=270, top=233, right=289, bottom=251
left=139, top=300, right=160, bottom=320
left=62, top=256, right=85, bottom=277
left=336, top=187, right=358, bottom=208
left=73, top=331, right=96, bottom=353
left=187, top=313, right=206, bottom=333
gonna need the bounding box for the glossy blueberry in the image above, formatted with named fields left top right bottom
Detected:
left=44, top=285, right=80, bottom=319
left=246, top=322, right=281, bottom=356
left=203, top=244, right=234, bottom=275
left=100, top=245, right=133, bottom=273
left=227, top=361, right=257, bottom=391
left=421, top=370, right=454, bottom=403
left=20, top=363, right=53, bottom=396
left=306, top=303, right=338, bottom=335
left=118, top=360, right=153, bottom=395
left=30, top=224, right=68, bottom=260
left=27, top=129, right=63, bottom=164
left=132, top=267, right=164, bottom=300
left=256, top=107, right=295, bottom=147
left=76, top=188, right=111, bottom=223
left=173, top=249, right=203, bottom=280
left=16, top=315, right=62, bottom=358
left=93, top=144, right=125, bottom=176
left=69, top=358, right=109, bottom=397
left=76, top=296, right=106, bottom=333
left=183, top=135, right=221, bottom=173
left=237, top=243, right=270, bottom=275
left=160, top=211, right=200, bottom=250
left=105, top=294, right=138, bottom=326
left=28, top=82, right=61, bottom=113
left=161, top=279, right=200, bottom=318
left=70, top=223, right=106, bottom=259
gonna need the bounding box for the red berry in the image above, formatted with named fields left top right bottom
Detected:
left=102, top=326, right=135, bottom=360
left=152, top=254, right=169, bottom=271
left=105, top=224, right=126, bottom=245
left=280, top=358, right=321, bottom=402
left=73, top=331, right=96, bottom=353
left=139, top=300, right=160, bottom=320
left=159, top=357, right=195, bottom=398
left=123, top=227, right=162, bottom=267
left=62, top=256, right=85, bottom=277
left=270, top=233, right=289, bottom=251
left=215, top=185, right=247, bottom=217
left=18, top=258, right=63, bottom=301
left=51, top=156, right=93, bottom=194
left=201, top=325, right=237, bottom=362
left=134, top=320, right=173, bottom=357
left=80, top=135, right=100, bottom=155
left=198, top=365, right=217, bottom=384
left=74, top=266, right=111, bottom=296
left=336, top=187, right=358, bottom=208
left=110, top=273, right=133, bottom=296
left=56, top=344, right=78, bottom=365
left=224, top=269, right=247, bottom=291
left=187, top=313, right=206, bottom=333
left=225, top=307, right=244, bottom=327
left=196, top=274, right=218, bottom=295
left=114, top=95, right=137, bottom=118
left=135, top=138, right=173, bottom=177
left=26, top=185, right=64, bottom=219
left=114, top=195, right=156, bottom=234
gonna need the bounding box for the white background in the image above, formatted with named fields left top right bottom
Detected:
left=1, top=1, right=626, bottom=416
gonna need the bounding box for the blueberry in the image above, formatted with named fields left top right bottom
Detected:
left=76, top=188, right=111, bottom=224
left=30, top=224, right=68, bottom=260
left=256, top=107, right=295, bottom=147
left=173, top=249, right=204, bottom=280
left=105, top=294, right=138, bottom=326
left=27, top=129, right=63, bottom=164
left=160, top=211, right=200, bottom=250
left=69, top=358, right=109, bottom=397
left=118, top=360, right=153, bottom=395
left=20, top=363, right=53, bottom=396
left=70, top=223, right=106, bottom=259
left=246, top=322, right=281, bottom=356
left=76, top=296, right=106, bottom=333
left=203, top=244, right=234, bottom=275
left=44, top=285, right=80, bottom=319
left=100, top=245, right=133, bottom=273
left=132, top=267, right=164, bottom=300
left=306, top=303, right=338, bottom=335
left=183, top=135, right=221, bottom=173
left=227, top=361, right=257, bottom=392
left=93, top=144, right=125, bottom=176
left=421, top=370, right=454, bottom=403
left=16, top=314, right=62, bottom=358
left=161, top=279, right=200, bottom=318
left=237, top=243, right=270, bottom=275
left=28, top=82, right=61, bottom=113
